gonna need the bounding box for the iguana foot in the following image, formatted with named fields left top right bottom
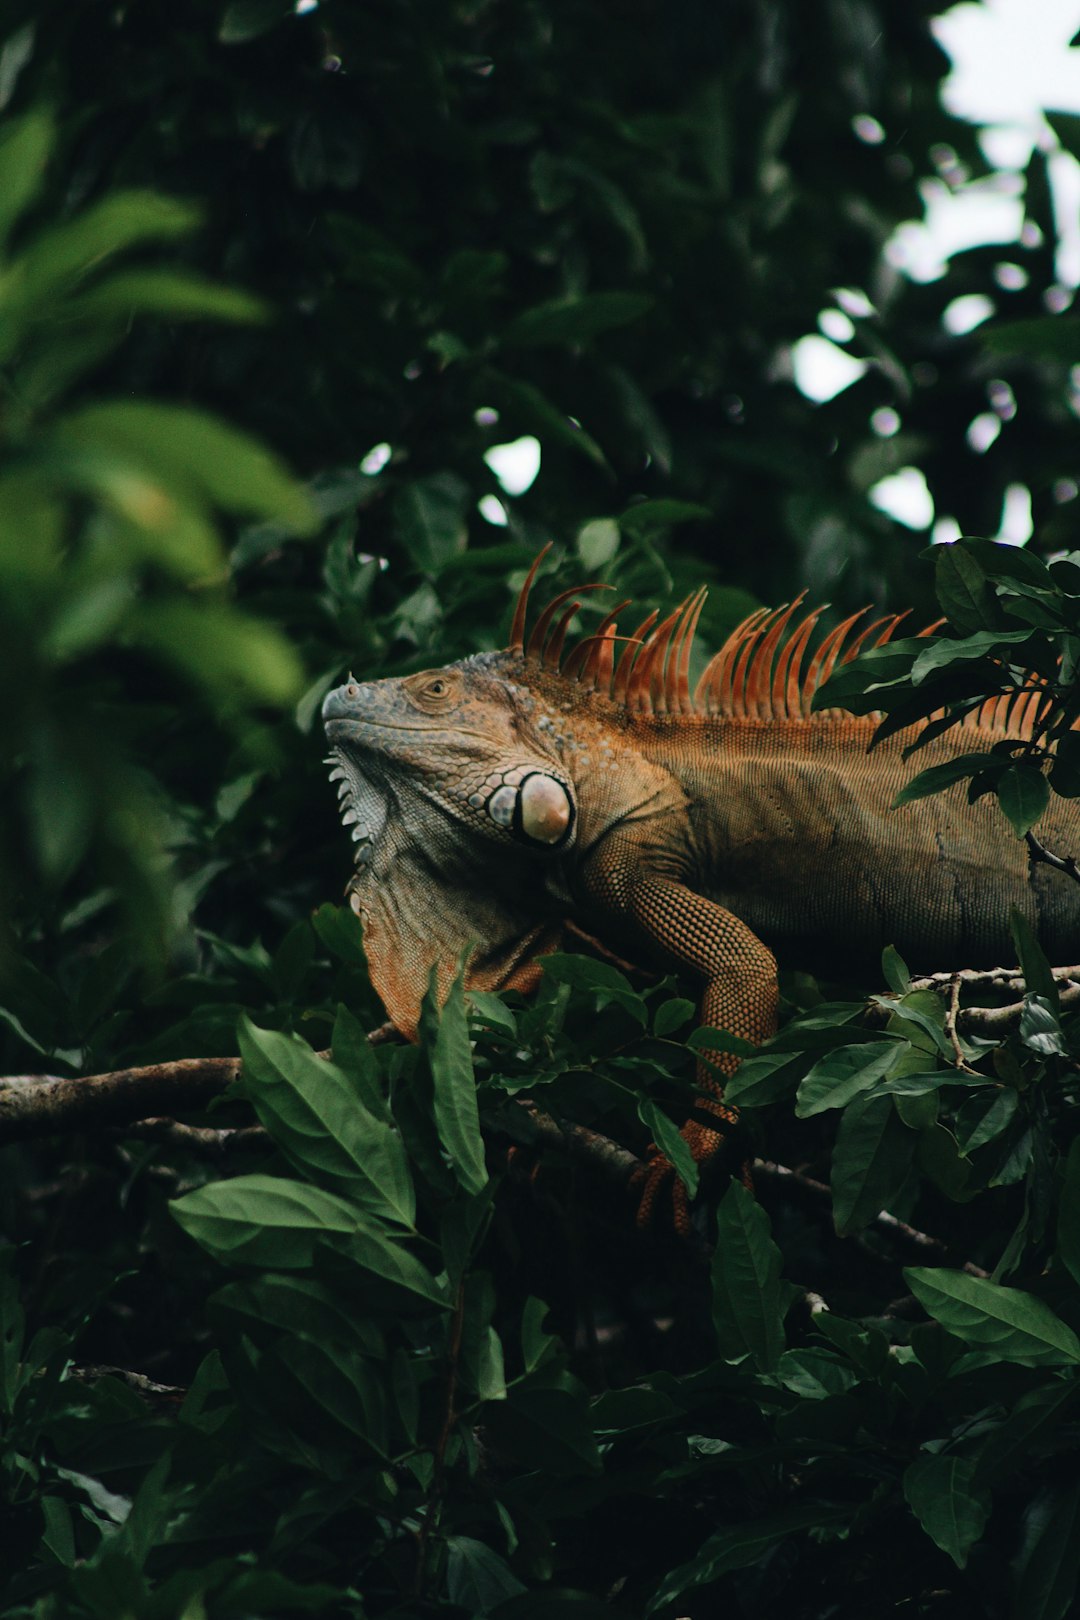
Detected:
left=633, top=1098, right=741, bottom=1235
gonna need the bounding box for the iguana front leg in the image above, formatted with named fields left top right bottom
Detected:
left=582, top=839, right=778, bottom=1230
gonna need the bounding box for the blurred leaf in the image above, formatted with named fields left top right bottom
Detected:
left=55, top=402, right=316, bottom=535
left=503, top=291, right=652, bottom=348
left=393, top=472, right=468, bottom=572
left=219, top=0, right=292, bottom=44
left=0, top=108, right=48, bottom=246
left=72, top=268, right=267, bottom=325
left=981, top=317, right=1080, bottom=363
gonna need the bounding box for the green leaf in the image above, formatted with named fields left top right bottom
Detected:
left=646, top=1505, right=851, bottom=1613
left=210, top=1275, right=386, bottom=1357
left=445, top=1538, right=526, bottom=1614
left=905, top=1267, right=1080, bottom=1365
left=721, top=1051, right=804, bottom=1109
left=903, top=1454, right=989, bottom=1568
left=935, top=543, right=996, bottom=634
left=171, top=1174, right=367, bottom=1269
left=503, top=290, right=652, bottom=347
left=238, top=1017, right=414, bottom=1226
left=127, top=601, right=303, bottom=706
left=831, top=1095, right=916, bottom=1236
left=976, top=1381, right=1080, bottom=1484
left=954, top=1088, right=1019, bottom=1153
left=1058, top=1138, right=1080, bottom=1291
left=274, top=1337, right=389, bottom=1456
left=393, top=472, right=468, bottom=571
left=911, top=630, right=1033, bottom=682
left=483, top=1372, right=602, bottom=1476
left=219, top=0, right=292, bottom=43
left=1020, top=995, right=1067, bottom=1056
left=795, top=1041, right=903, bottom=1117
left=617, top=499, right=711, bottom=539
left=881, top=945, right=911, bottom=995
left=39, top=1497, right=76, bottom=1569
left=330, top=1002, right=390, bottom=1120
left=576, top=517, right=620, bottom=571
left=637, top=1099, right=698, bottom=1199
left=998, top=763, right=1049, bottom=839
left=1010, top=906, right=1059, bottom=1009
left=14, top=192, right=200, bottom=313
left=540, top=953, right=647, bottom=1024
left=482, top=373, right=610, bottom=472
left=311, top=902, right=368, bottom=969
left=653, top=996, right=696, bottom=1037
left=1011, top=1481, right=1080, bottom=1620
left=686, top=1025, right=758, bottom=1058
left=421, top=964, right=488, bottom=1196
left=711, top=1180, right=787, bottom=1372
left=892, top=752, right=999, bottom=809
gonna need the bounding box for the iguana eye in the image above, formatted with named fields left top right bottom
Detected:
left=405, top=670, right=458, bottom=708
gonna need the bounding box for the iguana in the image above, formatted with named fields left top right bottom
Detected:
left=322, top=549, right=1080, bottom=1222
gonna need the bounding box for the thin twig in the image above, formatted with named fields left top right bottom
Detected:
left=753, top=1159, right=990, bottom=1277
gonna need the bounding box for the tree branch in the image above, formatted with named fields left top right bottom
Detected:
left=1026, top=831, right=1080, bottom=887
left=0, top=1058, right=243, bottom=1145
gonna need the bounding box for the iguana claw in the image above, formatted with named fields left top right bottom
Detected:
left=633, top=1100, right=741, bottom=1235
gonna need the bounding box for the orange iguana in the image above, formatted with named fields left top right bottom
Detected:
left=322, top=550, right=1080, bottom=1222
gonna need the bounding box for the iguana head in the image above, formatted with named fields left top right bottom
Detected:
left=322, top=658, right=577, bottom=860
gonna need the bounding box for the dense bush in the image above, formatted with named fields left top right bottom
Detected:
left=2, top=4, right=1080, bottom=1616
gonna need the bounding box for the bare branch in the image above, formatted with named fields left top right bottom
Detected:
left=753, top=1159, right=990, bottom=1277
left=1026, top=830, right=1080, bottom=887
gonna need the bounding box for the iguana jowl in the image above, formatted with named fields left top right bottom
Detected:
left=323, top=551, right=1080, bottom=1219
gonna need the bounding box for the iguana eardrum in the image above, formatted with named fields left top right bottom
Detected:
left=322, top=550, right=1080, bottom=1221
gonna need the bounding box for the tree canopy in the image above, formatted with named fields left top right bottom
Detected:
left=3, top=4, right=1080, bottom=1617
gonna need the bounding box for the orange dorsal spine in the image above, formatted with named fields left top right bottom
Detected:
left=503, top=551, right=1054, bottom=738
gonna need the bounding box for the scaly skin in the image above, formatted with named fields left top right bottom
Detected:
left=322, top=574, right=1080, bottom=1227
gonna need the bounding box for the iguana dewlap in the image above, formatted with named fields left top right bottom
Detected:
left=322, top=552, right=1080, bottom=1218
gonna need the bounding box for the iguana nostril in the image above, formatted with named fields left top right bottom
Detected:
left=520, top=773, right=571, bottom=844
left=346, top=684, right=359, bottom=699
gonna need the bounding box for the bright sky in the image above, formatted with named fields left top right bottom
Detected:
left=795, top=0, right=1080, bottom=541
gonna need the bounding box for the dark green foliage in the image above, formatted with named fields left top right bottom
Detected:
left=4, top=2, right=1080, bottom=1615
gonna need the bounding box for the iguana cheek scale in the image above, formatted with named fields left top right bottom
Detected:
left=323, top=550, right=1080, bottom=1225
